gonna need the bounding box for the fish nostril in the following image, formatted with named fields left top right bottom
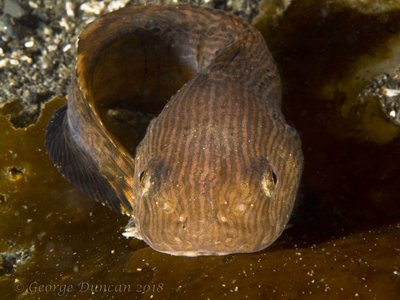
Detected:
left=178, top=214, right=187, bottom=230
left=156, top=199, right=176, bottom=214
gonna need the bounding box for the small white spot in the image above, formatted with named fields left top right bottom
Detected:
left=9, top=59, right=19, bottom=65
left=217, top=211, right=228, bottom=223
left=63, top=44, right=72, bottom=52
left=80, top=2, right=105, bottom=15
left=24, top=40, right=34, bottom=48
left=0, top=59, right=8, bottom=68
left=20, top=55, right=32, bottom=64
left=383, top=87, right=400, bottom=97
left=162, top=202, right=171, bottom=211
left=107, top=0, right=130, bottom=12
left=65, top=1, right=75, bottom=17
left=47, top=45, right=57, bottom=52
left=28, top=1, right=38, bottom=9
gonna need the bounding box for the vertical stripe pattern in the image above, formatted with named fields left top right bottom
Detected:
left=48, top=5, right=304, bottom=256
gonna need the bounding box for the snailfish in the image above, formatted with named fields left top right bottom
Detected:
left=45, top=5, right=303, bottom=256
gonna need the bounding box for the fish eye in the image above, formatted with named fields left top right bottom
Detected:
left=138, top=171, right=145, bottom=182
left=272, top=171, right=277, bottom=185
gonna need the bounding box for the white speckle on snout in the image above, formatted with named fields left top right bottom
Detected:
left=217, top=211, right=228, bottom=223
left=178, top=214, right=187, bottom=223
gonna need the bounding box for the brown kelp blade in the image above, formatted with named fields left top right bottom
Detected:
left=45, top=105, right=125, bottom=213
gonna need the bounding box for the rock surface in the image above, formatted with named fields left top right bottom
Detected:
left=0, top=0, right=260, bottom=127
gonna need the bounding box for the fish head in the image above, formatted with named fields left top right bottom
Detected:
left=130, top=140, right=302, bottom=256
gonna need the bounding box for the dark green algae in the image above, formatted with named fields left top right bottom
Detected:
left=1, top=1, right=400, bottom=299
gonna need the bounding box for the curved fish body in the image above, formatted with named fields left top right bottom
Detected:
left=45, top=5, right=303, bottom=256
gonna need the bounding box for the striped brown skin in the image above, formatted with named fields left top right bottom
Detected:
left=45, top=5, right=303, bottom=256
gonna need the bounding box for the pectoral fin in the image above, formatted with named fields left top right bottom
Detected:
left=45, top=105, right=125, bottom=213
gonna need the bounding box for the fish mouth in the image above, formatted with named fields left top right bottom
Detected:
left=148, top=242, right=267, bottom=257
left=123, top=220, right=270, bottom=256
left=159, top=250, right=233, bottom=257
left=139, top=233, right=272, bottom=257
left=123, top=212, right=286, bottom=256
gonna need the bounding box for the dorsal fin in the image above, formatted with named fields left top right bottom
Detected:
left=45, top=105, right=125, bottom=213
